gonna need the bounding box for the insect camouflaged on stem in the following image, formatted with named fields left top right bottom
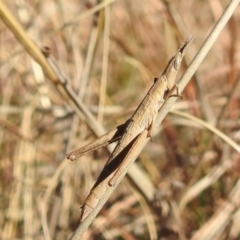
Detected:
left=67, top=36, right=194, bottom=222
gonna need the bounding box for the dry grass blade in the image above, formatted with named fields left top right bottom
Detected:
left=191, top=179, right=240, bottom=240
left=49, top=0, right=116, bottom=35
left=0, top=2, right=60, bottom=84
left=172, top=110, right=240, bottom=155
left=171, top=110, right=240, bottom=211
left=0, top=1, right=103, bottom=136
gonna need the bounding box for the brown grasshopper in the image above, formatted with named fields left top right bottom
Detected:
left=67, top=37, right=193, bottom=221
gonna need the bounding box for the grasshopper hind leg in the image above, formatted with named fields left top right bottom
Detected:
left=108, top=130, right=149, bottom=187
left=108, top=131, right=147, bottom=187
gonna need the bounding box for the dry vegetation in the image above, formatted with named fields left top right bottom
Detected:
left=1, top=0, right=240, bottom=239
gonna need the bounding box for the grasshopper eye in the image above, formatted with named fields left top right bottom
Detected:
left=154, top=77, right=158, bottom=83
left=174, top=53, right=182, bottom=70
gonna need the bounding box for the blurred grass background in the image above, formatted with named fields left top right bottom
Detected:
left=1, top=0, right=240, bottom=239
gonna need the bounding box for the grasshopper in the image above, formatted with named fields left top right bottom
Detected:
left=66, top=37, right=193, bottom=221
